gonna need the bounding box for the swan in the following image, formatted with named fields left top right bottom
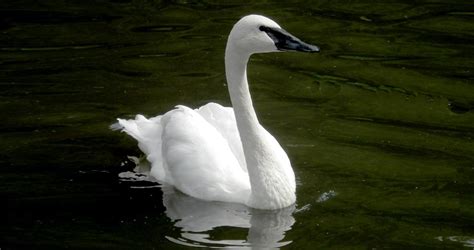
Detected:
left=112, top=14, right=319, bottom=209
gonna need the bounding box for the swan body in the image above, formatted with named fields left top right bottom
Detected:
left=113, top=14, right=319, bottom=209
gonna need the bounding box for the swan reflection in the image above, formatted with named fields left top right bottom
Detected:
left=119, top=159, right=296, bottom=248
left=161, top=185, right=295, bottom=248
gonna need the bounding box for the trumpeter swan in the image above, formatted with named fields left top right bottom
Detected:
left=112, top=14, right=319, bottom=209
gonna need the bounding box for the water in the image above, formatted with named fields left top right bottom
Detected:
left=1, top=0, right=473, bottom=248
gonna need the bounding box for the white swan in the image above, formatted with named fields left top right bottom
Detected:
left=112, top=14, right=319, bottom=209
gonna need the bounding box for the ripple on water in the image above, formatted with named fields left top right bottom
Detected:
left=0, top=44, right=106, bottom=51
left=131, top=25, right=192, bottom=33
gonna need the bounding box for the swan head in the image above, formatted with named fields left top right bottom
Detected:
left=227, top=14, right=319, bottom=55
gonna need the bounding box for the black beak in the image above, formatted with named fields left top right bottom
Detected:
left=260, top=26, right=320, bottom=53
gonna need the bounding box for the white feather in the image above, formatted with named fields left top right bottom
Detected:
left=114, top=14, right=317, bottom=209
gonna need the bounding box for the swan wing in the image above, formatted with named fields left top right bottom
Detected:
left=196, top=102, right=247, bottom=172
left=114, top=105, right=251, bottom=204
left=160, top=105, right=250, bottom=203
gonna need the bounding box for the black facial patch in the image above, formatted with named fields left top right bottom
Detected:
left=259, top=25, right=319, bottom=53
left=259, top=26, right=295, bottom=50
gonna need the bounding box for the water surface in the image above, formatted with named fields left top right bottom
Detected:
left=1, top=0, right=473, bottom=248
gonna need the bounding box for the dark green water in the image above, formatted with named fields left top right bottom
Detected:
left=1, top=0, right=473, bottom=249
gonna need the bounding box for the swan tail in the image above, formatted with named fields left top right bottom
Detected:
left=112, top=116, right=145, bottom=142
left=109, top=122, right=123, bottom=131
left=112, top=115, right=168, bottom=183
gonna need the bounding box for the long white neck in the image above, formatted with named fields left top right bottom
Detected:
left=225, top=42, right=296, bottom=209
left=225, top=49, right=260, bottom=141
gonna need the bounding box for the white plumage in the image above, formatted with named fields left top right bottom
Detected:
left=113, top=14, right=319, bottom=209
